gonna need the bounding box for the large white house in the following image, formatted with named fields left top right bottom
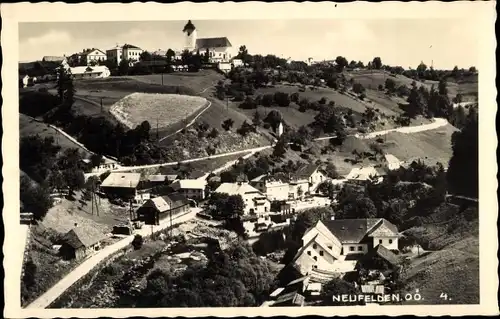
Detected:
left=290, top=164, right=328, bottom=196
left=214, top=182, right=270, bottom=216
left=182, top=20, right=233, bottom=63
left=74, top=49, right=107, bottom=65
left=106, top=44, right=143, bottom=65
left=250, top=174, right=291, bottom=201
left=292, top=218, right=400, bottom=276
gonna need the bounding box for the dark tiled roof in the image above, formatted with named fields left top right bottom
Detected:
left=196, top=37, right=232, bottom=49
left=272, top=291, right=305, bottom=307
left=294, top=164, right=319, bottom=179
left=364, top=244, right=400, bottom=266
left=123, top=44, right=141, bottom=49
left=164, top=192, right=190, bottom=208
left=324, top=219, right=386, bottom=244
left=63, top=227, right=105, bottom=249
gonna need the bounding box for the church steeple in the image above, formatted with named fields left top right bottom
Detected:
left=183, top=20, right=196, bottom=36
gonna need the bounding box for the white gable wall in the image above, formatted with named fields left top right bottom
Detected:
left=372, top=236, right=398, bottom=250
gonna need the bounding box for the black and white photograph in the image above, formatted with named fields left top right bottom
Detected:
left=2, top=2, right=498, bottom=317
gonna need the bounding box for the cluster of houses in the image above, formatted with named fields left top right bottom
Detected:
left=263, top=218, right=402, bottom=307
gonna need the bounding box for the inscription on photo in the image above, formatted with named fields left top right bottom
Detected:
left=17, top=16, right=479, bottom=309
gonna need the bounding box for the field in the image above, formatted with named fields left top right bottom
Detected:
left=126, top=69, right=224, bottom=93
left=109, top=93, right=207, bottom=129
left=371, top=123, right=458, bottom=166
left=19, top=113, right=93, bottom=158
left=401, top=205, right=479, bottom=304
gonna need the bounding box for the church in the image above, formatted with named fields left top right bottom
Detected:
left=182, top=20, right=233, bottom=63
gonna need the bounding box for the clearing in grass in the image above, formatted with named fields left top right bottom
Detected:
left=110, top=93, right=207, bottom=129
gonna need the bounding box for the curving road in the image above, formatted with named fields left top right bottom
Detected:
left=25, top=208, right=201, bottom=309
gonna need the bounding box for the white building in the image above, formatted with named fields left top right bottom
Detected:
left=170, top=179, right=207, bottom=201
left=384, top=154, right=402, bottom=171
left=291, top=164, right=328, bottom=195
left=214, top=182, right=270, bottom=216
left=76, top=49, right=107, bottom=65
left=106, top=44, right=143, bottom=65
left=292, top=219, right=400, bottom=276
left=70, top=66, right=111, bottom=79
left=250, top=174, right=291, bottom=201
left=182, top=20, right=233, bottom=63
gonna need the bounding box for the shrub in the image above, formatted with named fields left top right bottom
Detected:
left=378, top=84, right=384, bottom=91
left=208, top=128, right=219, bottom=138
left=318, top=97, right=327, bottom=105
left=234, top=91, right=245, bottom=102
left=352, top=82, right=365, bottom=94
left=290, top=92, right=300, bottom=103
left=274, top=92, right=291, bottom=107
left=261, top=94, right=274, bottom=107
left=359, top=93, right=366, bottom=100
left=239, top=96, right=257, bottom=109
left=132, top=234, right=144, bottom=250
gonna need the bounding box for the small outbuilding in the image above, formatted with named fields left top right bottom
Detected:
left=59, top=226, right=107, bottom=260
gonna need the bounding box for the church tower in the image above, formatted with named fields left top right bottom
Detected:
left=183, top=20, right=197, bottom=51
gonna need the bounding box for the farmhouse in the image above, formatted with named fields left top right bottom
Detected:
left=59, top=226, right=107, bottom=260
left=136, top=193, right=190, bottom=225
left=250, top=174, right=291, bottom=201
left=346, top=166, right=383, bottom=184
left=170, top=179, right=207, bottom=201
left=183, top=20, right=233, bottom=63
left=70, top=66, right=111, bottom=79
left=100, top=172, right=142, bottom=199
left=289, top=164, right=328, bottom=196
left=292, top=218, right=399, bottom=275
left=214, top=182, right=271, bottom=216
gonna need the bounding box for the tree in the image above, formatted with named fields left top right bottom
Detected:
left=237, top=121, right=256, bottom=137
left=321, top=278, right=359, bottom=305
left=317, top=180, right=337, bottom=199
left=139, top=51, right=153, bottom=61
left=252, top=111, right=262, bottom=127
left=296, top=186, right=304, bottom=199
left=166, top=49, right=176, bottom=62
left=204, top=48, right=210, bottom=63
left=416, top=61, right=427, bottom=76
left=385, top=78, right=396, bottom=93
left=132, top=234, right=144, bottom=250
left=272, top=137, right=287, bottom=158
left=372, top=57, right=382, bottom=69
left=324, top=162, right=339, bottom=179
left=222, top=118, right=234, bottom=131
left=352, top=82, right=365, bottom=94
left=118, top=59, right=130, bottom=75
left=90, top=154, right=104, bottom=167
left=273, top=92, right=291, bottom=107
left=335, top=56, right=349, bottom=72
left=468, top=66, right=477, bottom=73
left=447, top=109, right=478, bottom=198
left=236, top=45, right=250, bottom=64
left=55, top=67, right=75, bottom=109
left=20, top=176, right=52, bottom=220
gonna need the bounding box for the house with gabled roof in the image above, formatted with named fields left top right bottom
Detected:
left=292, top=218, right=400, bottom=276
left=290, top=164, right=328, bottom=195
left=182, top=20, right=233, bottom=63
left=170, top=179, right=207, bottom=201
left=136, top=192, right=190, bottom=225
left=250, top=174, right=292, bottom=201
left=356, top=244, right=401, bottom=272
left=214, top=182, right=270, bottom=216
left=59, top=226, right=107, bottom=260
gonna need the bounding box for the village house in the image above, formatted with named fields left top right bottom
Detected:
left=170, top=179, right=207, bottom=201
left=123, top=44, right=144, bottom=63
left=100, top=172, right=142, bottom=199
left=250, top=174, right=291, bottom=201
left=292, top=218, right=400, bottom=276
left=384, top=154, right=403, bottom=171
left=106, top=45, right=124, bottom=65
left=345, top=166, right=383, bottom=185
left=136, top=192, right=190, bottom=225
left=59, top=226, right=107, bottom=260
left=214, top=182, right=271, bottom=216
left=289, top=164, right=328, bottom=197
left=71, top=48, right=107, bottom=66
left=142, top=175, right=168, bottom=189
left=183, top=20, right=233, bottom=63
left=70, top=66, right=111, bottom=79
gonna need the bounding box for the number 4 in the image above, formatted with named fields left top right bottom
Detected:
left=440, top=292, right=448, bottom=300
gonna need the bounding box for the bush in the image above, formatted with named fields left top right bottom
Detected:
left=274, top=92, right=291, bottom=107
left=234, top=91, right=245, bottom=102
left=132, top=234, right=144, bottom=250
left=290, top=92, right=300, bottom=103
left=239, top=96, right=257, bottom=109
left=352, top=82, right=365, bottom=94
left=261, top=94, right=274, bottom=107
left=318, top=97, right=327, bottom=105
left=378, top=84, right=384, bottom=91
left=208, top=127, right=219, bottom=138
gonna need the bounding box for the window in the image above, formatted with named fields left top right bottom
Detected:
left=389, top=239, right=393, bottom=244
left=319, top=251, right=324, bottom=256
left=358, top=246, right=363, bottom=251
left=349, top=246, right=355, bottom=251
left=313, top=265, right=318, bottom=269
left=313, top=256, right=317, bottom=261
left=379, top=239, right=383, bottom=244
left=313, top=244, right=317, bottom=249
left=307, top=251, right=311, bottom=256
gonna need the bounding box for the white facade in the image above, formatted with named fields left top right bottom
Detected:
left=185, top=29, right=197, bottom=51
left=302, top=237, right=339, bottom=270
left=215, top=182, right=271, bottom=216
left=342, top=243, right=369, bottom=255
left=84, top=49, right=107, bottom=65
left=106, top=46, right=123, bottom=65
left=251, top=178, right=291, bottom=201
left=123, top=46, right=143, bottom=62
left=277, top=122, right=284, bottom=137
left=372, top=236, right=398, bottom=250
left=201, top=47, right=232, bottom=63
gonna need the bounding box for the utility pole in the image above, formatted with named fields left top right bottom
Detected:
left=100, top=97, right=103, bottom=113
left=156, top=117, right=159, bottom=140
left=161, top=72, right=164, bottom=86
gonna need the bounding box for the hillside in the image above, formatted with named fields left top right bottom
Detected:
left=400, top=204, right=479, bottom=304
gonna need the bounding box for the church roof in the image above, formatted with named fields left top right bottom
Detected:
left=196, top=37, right=232, bottom=49
left=183, top=20, right=196, bottom=33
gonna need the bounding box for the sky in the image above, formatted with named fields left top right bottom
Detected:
left=19, top=19, right=478, bottom=69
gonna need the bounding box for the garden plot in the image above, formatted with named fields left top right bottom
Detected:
left=110, top=93, right=207, bottom=129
